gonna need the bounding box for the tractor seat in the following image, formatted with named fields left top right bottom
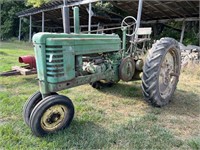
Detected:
left=130, top=38, right=151, bottom=44
left=130, top=27, right=152, bottom=44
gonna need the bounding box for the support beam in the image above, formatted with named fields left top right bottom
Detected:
left=0, top=3, right=2, bottom=40
left=88, top=2, right=92, bottom=33
left=74, top=7, right=80, bottom=34
left=29, top=15, right=32, bottom=42
left=33, top=17, right=199, bottom=31
left=32, top=24, right=100, bottom=29
left=136, top=0, right=143, bottom=30
left=180, top=21, right=186, bottom=43
left=135, top=0, right=143, bottom=39
left=18, top=17, right=22, bottom=41
left=199, top=1, right=200, bottom=46
left=62, top=0, right=70, bottom=33
left=42, top=11, right=45, bottom=32
left=141, top=17, right=199, bottom=24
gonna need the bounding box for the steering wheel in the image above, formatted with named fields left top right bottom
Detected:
left=121, top=16, right=137, bottom=37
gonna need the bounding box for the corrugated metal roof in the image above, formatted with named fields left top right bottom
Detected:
left=111, top=0, right=199, bottom=21
left=16, top=0, right=199, bottom=30
left=17, top=0, right=99, bottom=17
left=17, top=0, right=199, bottom=20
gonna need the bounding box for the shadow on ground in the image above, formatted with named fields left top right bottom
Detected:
left=98, top=81, right=144, bottom=99
left=44, top=120, right=111, bottom=149
left=42, top=114, right=184, bottom=149
left=162, top=89, right=200, bottom=116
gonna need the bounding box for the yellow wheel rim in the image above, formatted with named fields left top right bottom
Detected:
left=41, top=104, right=68, bottom=131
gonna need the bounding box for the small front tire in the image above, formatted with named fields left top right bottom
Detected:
left=29, top=95, right=74, bottom=137
left=23, top=91, right=58, bottom=126
left=23, top=91, right=42, bottom=126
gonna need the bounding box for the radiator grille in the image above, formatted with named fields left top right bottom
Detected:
left=46, top=46, right=64, bottom=78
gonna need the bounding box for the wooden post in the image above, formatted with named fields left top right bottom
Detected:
left=18, top=17, right=22, bottom=41
left=42, top=11, right=45, bottom=32
left=29, top=15, right=32, bottom=42
left=180, top=21, right=186, bottom=43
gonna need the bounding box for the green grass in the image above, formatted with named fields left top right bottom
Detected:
left=0, top=41, right=34, bottom=71
left=0, top=41, right=200, bottom=149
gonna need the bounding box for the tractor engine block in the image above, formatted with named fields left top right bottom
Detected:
left=83, top=60, right=107, bottom=74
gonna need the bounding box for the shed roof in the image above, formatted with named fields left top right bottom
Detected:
left=111, top=0, right=199, bottom=23
left=17, top=0, right=97, bottom=17
left=17, top=0, right=199, bottom=30
left=17, top=0, right=199, bottom=19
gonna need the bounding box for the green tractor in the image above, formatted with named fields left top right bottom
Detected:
left=23, top=7, right=181, bottom=137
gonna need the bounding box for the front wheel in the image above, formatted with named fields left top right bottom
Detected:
left=29, top=95, right=74, bottom=137
left=142, top=38, right=181, bottom=107
left=23, top=91, right=57, bottom=126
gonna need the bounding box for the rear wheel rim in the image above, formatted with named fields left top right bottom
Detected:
left=41, top=104, right=68, bottom=131
left=159, top=49, right=177, bottom=99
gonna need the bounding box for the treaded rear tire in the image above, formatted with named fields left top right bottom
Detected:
left=142, top=37, right=181, bottom=107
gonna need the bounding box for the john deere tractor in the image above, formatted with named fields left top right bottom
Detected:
left=23, top=7, right=181, bottom=136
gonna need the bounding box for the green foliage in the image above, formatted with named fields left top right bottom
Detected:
left=93, top=2, right=113, bottom=16
left=0, top=0, right=50, bottom=40
left=0, top=1, right=28, bottom=40
left=0, top=0, right=12, bottom=4
left=182, top=26, right=198, bottom=45
left=0, top=41, right=33, bottom=71
left=188, top=138, right=200, bottom=150
left=26, top=0, right=50, bottom=7
left=156, top=21, right=199, bottom=46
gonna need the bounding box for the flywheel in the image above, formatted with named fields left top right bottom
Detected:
left=119, top=57, right=135, bottom=82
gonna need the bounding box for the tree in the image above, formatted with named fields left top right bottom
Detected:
left=0, top=0, right=51, bottom=40
left=0, top=1, right=28, bottom=40
left=26, top=0, right=50, bottom=7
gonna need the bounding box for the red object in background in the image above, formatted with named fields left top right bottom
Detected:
left=19, top=56, right=36, bottom=69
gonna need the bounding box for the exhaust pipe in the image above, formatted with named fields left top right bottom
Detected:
left=19, top=55, right=36, bottom=69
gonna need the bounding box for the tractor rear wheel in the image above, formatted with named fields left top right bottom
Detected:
left=142, top=38, right=181, bottom=107
left=29, top=95, right=74, bottom=137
